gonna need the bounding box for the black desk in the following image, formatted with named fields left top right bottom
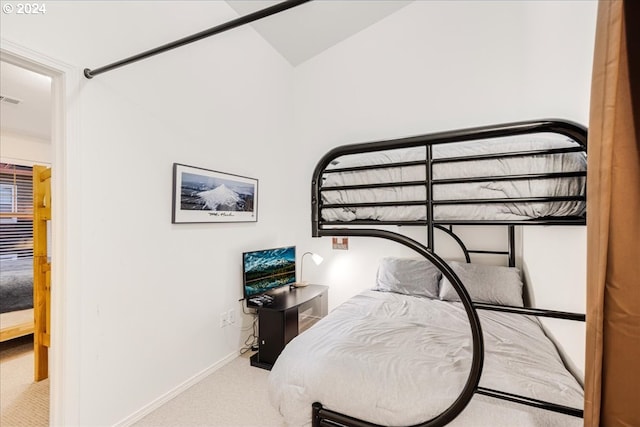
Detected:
left=249, top=284, right=328, bottom=370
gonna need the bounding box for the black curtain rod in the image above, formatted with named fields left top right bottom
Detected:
left=84, top=0, right=312, bottom=79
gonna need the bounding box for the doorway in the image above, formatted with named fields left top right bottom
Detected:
left=0, top=59, right=52, bottom=426
left=1, top=40, right=78, bottom=427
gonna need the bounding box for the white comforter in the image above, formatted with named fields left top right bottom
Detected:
left=268, top=291, right=583, bottom=426
left=321, top=133, right=586, bottom=221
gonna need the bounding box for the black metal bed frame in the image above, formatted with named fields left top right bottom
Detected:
left=309, top=119, right=587, bottom=427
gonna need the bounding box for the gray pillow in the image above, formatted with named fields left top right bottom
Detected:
left=439, top=261, right=524, bottom=307
left=374, top=257, right=441, bottom=299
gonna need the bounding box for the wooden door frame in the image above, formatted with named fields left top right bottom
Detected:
left=1, top=39, right=82, bottom=427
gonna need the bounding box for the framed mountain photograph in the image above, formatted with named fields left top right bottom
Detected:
left=172, top=163, right=258, bottom=223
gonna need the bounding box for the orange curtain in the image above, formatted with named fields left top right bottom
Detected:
left=584, top=1, right=640, bottom=426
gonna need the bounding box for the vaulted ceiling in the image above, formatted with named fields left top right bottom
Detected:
left=0, top=1, right=411, bottom=141
left=225, top=1, right=412, bottom=66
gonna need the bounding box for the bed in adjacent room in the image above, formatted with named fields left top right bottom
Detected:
left=0, top=257, right=34, bottom=342
left=0, top=164, right=51, bottom=349
left=1, top=258, right=34, bottom=313
left=0, top=162, right=37, bottom=343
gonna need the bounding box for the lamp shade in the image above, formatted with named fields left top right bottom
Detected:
left=310, top=253, right=324, bottom=265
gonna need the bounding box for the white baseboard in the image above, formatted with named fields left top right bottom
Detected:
left=113, top=351, right=239, bottom=427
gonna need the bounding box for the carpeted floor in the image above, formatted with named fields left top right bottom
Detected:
left=0, top=335, right=49, bottom=427
left=0, top=339, right=284, bottom=427
left=134, top=353, right=286, bottom=426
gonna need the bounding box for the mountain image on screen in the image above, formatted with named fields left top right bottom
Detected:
left=181, top=172, right=254, bottom=212
left=243, top=247, right=296, bottom=297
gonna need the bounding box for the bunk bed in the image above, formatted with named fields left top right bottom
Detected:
left=32, top=165, right=52, bottom=381
left=0, top=165, right=51, bottom=363
left=268, top=119, right=587, bottom=427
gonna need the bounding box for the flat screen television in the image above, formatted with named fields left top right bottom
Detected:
left=242, top=246, right=296, bottom=299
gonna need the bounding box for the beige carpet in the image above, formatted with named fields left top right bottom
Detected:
left=0, top=341, right=285, bottom=427
left=0, top=335, right=49, bottom=427
left=134, top=353, right=286, bottom=427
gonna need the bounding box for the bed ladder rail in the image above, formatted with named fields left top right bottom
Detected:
left=473, top=302, right=585, bottom=321
left=471, top=301, right=585, bottom=418
left=476, top=387, right=583, bottom=418
left=33, top=165, right=51, bottom=382
left=313, top=403, right=384, bottom=427
left=313, top=389, right=583, bottom=427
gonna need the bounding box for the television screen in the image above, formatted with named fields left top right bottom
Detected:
left=243, top=246, right=296, bottom=298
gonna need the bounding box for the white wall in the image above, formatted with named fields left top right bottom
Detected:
left=0, top=130, right=51, bottom=166
left=2, top=2, right=296, bottom=425
left=292, top=0, right=596, bottom=378
left=522, top=227, right=587, bottom=382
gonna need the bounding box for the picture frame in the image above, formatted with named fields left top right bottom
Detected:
left=172, top=163, right=258, bottom=224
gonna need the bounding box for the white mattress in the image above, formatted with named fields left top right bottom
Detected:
left=268, top=290, right=583, bottom=427
left=321, top=133, right=586, bottom=221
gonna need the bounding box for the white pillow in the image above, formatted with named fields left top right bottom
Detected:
left=439, top=261, right=524, bottom=307
left=374, top=257, right=441, bottom=299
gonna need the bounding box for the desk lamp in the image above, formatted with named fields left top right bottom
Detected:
left=294, top=252, right=323, bottom=287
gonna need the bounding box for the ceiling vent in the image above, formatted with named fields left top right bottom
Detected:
left=0, top=95, right=22, bottom=105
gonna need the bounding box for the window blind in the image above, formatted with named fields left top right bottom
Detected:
left=0, top=163, right=33, bottom=259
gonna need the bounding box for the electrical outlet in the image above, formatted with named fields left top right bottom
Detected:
left=219, top=309, right=236, bottom=328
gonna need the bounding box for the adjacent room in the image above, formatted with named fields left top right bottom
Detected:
left=1, top=1, right=637, bottom=426
left=1, top=60, right=52, bottom=426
